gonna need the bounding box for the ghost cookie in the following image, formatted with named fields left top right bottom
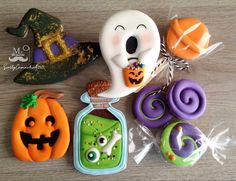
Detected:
left=98, top=10, right=161, bottom=98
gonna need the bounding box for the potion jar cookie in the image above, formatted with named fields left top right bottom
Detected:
left=74, top=80, right=128, bottom=175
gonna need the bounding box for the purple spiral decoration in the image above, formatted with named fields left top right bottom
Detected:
left=170, top=122, right=203, bottom=157
left=167, top=79, right=206, bottom=120
left=132, top=85, right=173, bottom=128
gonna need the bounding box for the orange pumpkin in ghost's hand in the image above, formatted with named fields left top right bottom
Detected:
left=123, top=63, right=146, bottom=87
left=11, top=90, right=70, bottom=162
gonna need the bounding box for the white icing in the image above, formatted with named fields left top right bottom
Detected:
left=97, top=135, right=107, bottom=147
left=103, top=130, right=121, bottom=156
left=98, top=10, right=160, bottom=98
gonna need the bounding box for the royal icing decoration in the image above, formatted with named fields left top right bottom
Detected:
left=98, top=10, right=161, bottom=98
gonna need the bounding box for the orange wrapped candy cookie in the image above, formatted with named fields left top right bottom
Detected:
left=166, top=18, right=210, bottom=60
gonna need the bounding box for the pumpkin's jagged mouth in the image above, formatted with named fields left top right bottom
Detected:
left=129, top=76, right=144, bottom=85
left=20, top=129, right=60, bottom=150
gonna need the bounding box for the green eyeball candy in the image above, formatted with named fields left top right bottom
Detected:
left=97, top=135, right=108, bottom=146
left=86, top=148, right=100, bottom=163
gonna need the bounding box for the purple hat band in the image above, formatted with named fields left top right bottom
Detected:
left=167, top=79, right=207, bottom=120
left=132, top=85, right=173, bottom=128
left=33, top=35, right=79, bottom=63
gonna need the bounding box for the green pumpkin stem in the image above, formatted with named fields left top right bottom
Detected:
left=20, top=93, right=38, bottom=109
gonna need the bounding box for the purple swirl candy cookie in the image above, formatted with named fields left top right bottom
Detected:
left=167, top=79, right=206, bottom=120
left=132, top=85, right=173, bottom=128
left=160, top=121, right=206, bottom=166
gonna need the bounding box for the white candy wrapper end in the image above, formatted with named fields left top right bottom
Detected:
left=201, top=123, right=236, bottom=165
left=128, top=121, right=156, bottom=164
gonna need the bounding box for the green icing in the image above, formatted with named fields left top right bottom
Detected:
left=139, top=97, right=166, bottom=121
left=80, top=114, right=122, bottom=169
left=20, top=93, right=37, bottom=109
left=160, top=122, right=202, bottom=167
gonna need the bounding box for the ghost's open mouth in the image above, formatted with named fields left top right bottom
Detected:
left=129, top=77, right=144, bottom=85
left=20, top=129, right=59, bottom=150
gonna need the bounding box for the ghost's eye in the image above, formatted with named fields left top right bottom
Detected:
left=115, top=25, right=125, bottom=31
left=137, top=24, right=147, bottom=29
left=86, top=148, right=100, bottom=163
left=97, top=135, right=107, bottom=146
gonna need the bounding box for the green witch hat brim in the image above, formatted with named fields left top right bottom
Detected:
left=14, top=42, right=101, bottom=84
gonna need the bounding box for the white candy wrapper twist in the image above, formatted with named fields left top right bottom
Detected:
left=200, top=123, right=235, bottom=165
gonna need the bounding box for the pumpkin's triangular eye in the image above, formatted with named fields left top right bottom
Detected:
left=20, top=93, right=38, bottom=109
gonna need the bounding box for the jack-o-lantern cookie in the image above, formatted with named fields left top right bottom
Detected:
left=11, top=90, right=70, bottom=162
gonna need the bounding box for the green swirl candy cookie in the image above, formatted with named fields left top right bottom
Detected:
left=160, top=122, right=206, bottom=166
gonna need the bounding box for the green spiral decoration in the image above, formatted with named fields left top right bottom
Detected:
left=160, top=121, right=205, bottom=167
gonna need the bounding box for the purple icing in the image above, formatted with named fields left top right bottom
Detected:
left=132, top=85, right=173, bottom=128
left=64, top=35, right=79, bottom=47
left=170, top=122, right=203, bottom=158
left=167, top=79, right=206, bottom=120
left=50, top=42, right=61, bottom=56
left=33, top=48, right=47, bottom=63
left=33, top=35, right=79, bottom=63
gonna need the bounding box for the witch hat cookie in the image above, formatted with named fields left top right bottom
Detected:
left=6, top=8, right=100, bottom=84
